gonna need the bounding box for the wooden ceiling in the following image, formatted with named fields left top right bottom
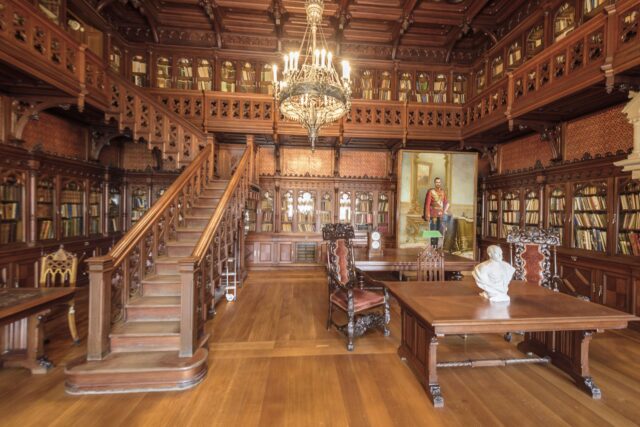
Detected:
left=89, top=0, right=539, bottom=64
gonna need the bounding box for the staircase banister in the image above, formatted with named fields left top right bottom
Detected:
left=188, top=143, right=252, bottom=262
left=106, top=144, right=213, bottom=266
left=105, top=69, right=208, bottom=140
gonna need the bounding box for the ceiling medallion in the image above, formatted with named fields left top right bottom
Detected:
left=273, top=0, right=351, bottom=151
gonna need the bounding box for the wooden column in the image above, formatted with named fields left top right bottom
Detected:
left=86, top=257, right=114, bottom=360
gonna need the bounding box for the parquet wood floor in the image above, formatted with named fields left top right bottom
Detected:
left=1, top=268, right=639, bottom=427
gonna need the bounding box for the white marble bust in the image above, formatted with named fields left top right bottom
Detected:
left=472, top=245, right=515, bottom=303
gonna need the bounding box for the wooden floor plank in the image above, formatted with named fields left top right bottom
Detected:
left=1, top=268, right=639, bottom=427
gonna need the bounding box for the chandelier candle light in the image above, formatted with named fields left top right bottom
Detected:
left=273, top=0, right=352, bottom=151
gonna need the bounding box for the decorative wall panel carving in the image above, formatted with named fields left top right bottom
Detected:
left=258, top=146, right=276, bottom=176
left=340, top=151, right=387, bottom=178
left=282, top=148, right=333, bottom=177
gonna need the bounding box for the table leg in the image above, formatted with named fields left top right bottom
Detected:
left=398, top=308, right=444, bottom=407
left=450, top=271, right=463, bottom=281
left=517, top=330, right=601, bottom=399
left=2, top=314, right=52, bottom=374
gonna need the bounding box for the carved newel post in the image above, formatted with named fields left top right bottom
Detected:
left=615, top=91, right=640, bottom=179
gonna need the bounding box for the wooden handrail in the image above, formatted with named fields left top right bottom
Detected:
left=188, top=142, right=252, bottom=262
left=104, top=144, right=212, bottom=266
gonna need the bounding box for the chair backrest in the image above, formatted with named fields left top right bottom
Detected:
left=417, top=245, right=445, bottom=282
left=323, top=223, right=357, bottom=287
left=506, top=227, right=560, bottom=288
left=39, top=245, right=78, bottom=288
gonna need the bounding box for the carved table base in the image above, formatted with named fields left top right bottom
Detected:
left=517, top=330, right=602, bottom=399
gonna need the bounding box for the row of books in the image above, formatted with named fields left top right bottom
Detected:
left=549, top=212, right=564, bottom=226
left=574, top=229, right=607, bottom=252
left=319, top=212, right=332, bottom=224
left=62, top=218, right=83, bottom=238
left=501, top=200, right=520, bottom=210
left=37, top=188, right=54, bottom=203
left=0, top=202, right=19, bottom=220
left=38, top=219, right=54, bottom=240
left=378, top=201, right=389, bottom=212
left=108, top=218, right=120, bottom=233
left=525, top=212, right=540, bottom=224
left=281, top=223, right=292, bottom=232
left=573, top=195, right=606, bottom=211
left=132, top=196, right=148, bottom=209
left=488, top=223, right=498, bottom=237
left=488, top=212, right=498, bottom=222
left=618, top=232, right=640, bottom=256
left=261, top=210, right=273, bottom=223
left=355, top=213, right=373, bottom=225
left=297, top=224, right=316, bottom=232
left=488, top=200, right=498, bottom=210
left=377, top=214, right=389, bottom=224
left=621, top=213, right=640, bottom=230
left=549, top=197, right=566, bottom=210
left=89, top=205, right=100, bottom=217
left=525, top=199, right=540, bottom=210
left=620, top=193, right=640, bottom=210
left=501, top=224, right=518, bottom=237
left=131, top=209, right=147, bottom=221
left=0, top=184, right=20, bottom=200
left=356, top=201, right=373, bottom=212
left=61, top=190, right=83, bottom=203
left=89, top=219, right=101, bottom=235
left=261, top=224, right=274, bottom=232
left=61, top=203, right=82, bottom=219
left=502, top=212, right=520, bottom=223
left=0, top=222, right=22, bottom=244
left=574, top=213, right=607, bottom=228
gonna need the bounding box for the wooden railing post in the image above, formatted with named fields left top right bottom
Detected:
left=86, top=257, right=114, bottom=361
left=178, top=258, right=197, bottom=357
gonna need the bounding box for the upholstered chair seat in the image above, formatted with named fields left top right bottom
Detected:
left=329, top=288, right=386, bottom=312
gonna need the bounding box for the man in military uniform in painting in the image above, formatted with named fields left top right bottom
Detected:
left=422, top=177, right=449, bottom=246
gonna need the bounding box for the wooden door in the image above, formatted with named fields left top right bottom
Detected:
left=558, top=260, right=595, bottom=300
left=599, top=270, right=632, bottom=313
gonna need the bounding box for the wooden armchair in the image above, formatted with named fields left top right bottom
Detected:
left=323, top=223, right=390, bottom=351
left=39, top=245, right=79, bottom=344
left=417, top=246, right=445, bottom=281
left=506, top=227, right=587, bottom=299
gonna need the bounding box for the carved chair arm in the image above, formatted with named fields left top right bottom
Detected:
left=355, top=268, right=386, bottom=292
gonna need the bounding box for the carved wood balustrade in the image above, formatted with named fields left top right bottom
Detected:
left=178, top=139, right=254, bottom=357
left=85, top=143, right=214, bottom=360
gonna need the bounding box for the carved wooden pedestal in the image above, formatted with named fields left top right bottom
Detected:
left=518, top=330, right=601, bottom=399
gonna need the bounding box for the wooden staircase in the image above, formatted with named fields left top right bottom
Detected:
left=65, top=181, right=228, bottom=394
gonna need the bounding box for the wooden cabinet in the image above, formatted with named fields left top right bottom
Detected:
left=480, top=154, right=640, bottom=330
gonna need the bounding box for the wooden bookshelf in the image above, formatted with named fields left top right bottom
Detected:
left=280, top=190, right=294, bottom=232
left=260, top=190, right=274, bottom=232
left=108, top=186, right=122, bottom=234
left=318, top=191, right=333, bottom=231
left=131, top=54, right=147, bottom=87
left=244, top=193, right=258, bottom=233
left=377, top=192, right=390, bottom=234
left=0, top=173, right=24, bottom=244
left=487, top=192, right=498, bottom=237
left=339, top=191, right=352, bottom=224
left=617, top=179, right=640, bottom=256
left=36, top=177, right=55, bottom=241
left=501, top=190, right=520, bottom=237
left=156, top=56, right=172, bottom=89
left=296, top=190, right=316, bottom=233
left=547, top=186, right=566, bottom=244
left=130, top=187, right=149, bottom=226
left=355, top=191, right=373, bottom=231
left=60, top=180, right=84, bottom=239
left=572, top=182, right=607, bottom=253
left=89, top=183, right=102, bottom=235
left=176, top=58, right=193, bottom=90
left=196, top=59, right=213, bottom=91
left=524, top=189, right=540, bottom=227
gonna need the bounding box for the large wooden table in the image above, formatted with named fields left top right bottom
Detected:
left=0, top=288, right=75, bottom=374
left=354, top=248, right=477, bottom=279
left=384, top=279, right=638, bottom=408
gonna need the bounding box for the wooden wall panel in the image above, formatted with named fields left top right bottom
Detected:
left=258, top=146, right=276, bottom=176
left=282, top=148, right=333, bottom=177
left=340, top=151, right=388, bottom=178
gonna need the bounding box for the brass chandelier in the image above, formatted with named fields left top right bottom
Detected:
left=273, top=0, right=352, bottom=151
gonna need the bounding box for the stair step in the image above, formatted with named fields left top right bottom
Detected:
left=166, top=240, right=198, bottom=257
left=155, top=257, right=180, bottom=275
left=142, top=275, right=181, bottom=296
left=65, top=347, right=209, bottom=394
left=185, top=215, right=211, bottom=228
left=176, top=227, right=205, bottom=240
left=126, top=296, right=181, bottom=321
left=190, top=206, right=216, bottom=216
left=110, top=321, right=180, bottom=352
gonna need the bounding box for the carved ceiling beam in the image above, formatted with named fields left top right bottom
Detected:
left=96, top=0, right=116, bottom=13
left=268, top=0, right=289, bottom=53
left=444, top=0, right=491, bottom=63
left=391, top=0, right=420, bottom=60
left=199, top=0, right=223, bottom=49
left=332, top=0, right=352, bottom=57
